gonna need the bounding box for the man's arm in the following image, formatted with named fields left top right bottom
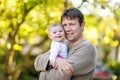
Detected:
left=39, top=69, right=71, bottom=80
left=34, top=51, right=50, bottom=72
left=34, top=42, right=96, bottom=80
left=34, top=51, right=72, bottom=80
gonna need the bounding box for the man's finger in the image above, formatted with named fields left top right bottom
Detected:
left=58, top=68, right=63, bottom=76
left=65, top=69, right=72, bottom=76
left=67, top=62, right=74, bottom=72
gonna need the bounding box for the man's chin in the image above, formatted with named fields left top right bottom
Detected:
left=66, top=38, right=73, bottom=41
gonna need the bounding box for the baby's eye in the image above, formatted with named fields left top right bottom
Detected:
left=53, top=32, right=56, bottom=34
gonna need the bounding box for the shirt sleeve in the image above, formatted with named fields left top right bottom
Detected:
left=34, top=51, right=50, bottom=71
left=49, top=41, right=61, bottom=62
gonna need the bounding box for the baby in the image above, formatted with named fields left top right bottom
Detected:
left=48, top=23, right=68, bottom=68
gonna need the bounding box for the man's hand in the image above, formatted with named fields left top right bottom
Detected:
left=56, top=58, right=74, bottom=76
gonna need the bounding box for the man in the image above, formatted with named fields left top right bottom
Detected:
left=34, top=7, right=97, bottom=80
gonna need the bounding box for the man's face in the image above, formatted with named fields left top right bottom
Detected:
left=62, top=18, right=85, bottom=45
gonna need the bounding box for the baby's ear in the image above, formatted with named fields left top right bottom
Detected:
left=48, top=34, right=51, bottom=39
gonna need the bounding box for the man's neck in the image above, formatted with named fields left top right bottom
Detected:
left=69, top=36, right=84, bottom=46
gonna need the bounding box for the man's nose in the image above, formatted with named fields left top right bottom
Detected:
left=65, top=26, right=71, bottom=31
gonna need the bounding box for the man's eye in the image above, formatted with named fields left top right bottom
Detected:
left=60, top=31, right=63, bottom=32
left=62, top=24, right=66, bottom=27
left=70, top=23, right=74, bottom=25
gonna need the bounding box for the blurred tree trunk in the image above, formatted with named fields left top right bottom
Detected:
left=115, top=43, right=120, bottom=63
left=4, top=2, right=33, bottom=80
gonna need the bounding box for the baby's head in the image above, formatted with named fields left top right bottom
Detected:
left=48, top=23, right=65, bottom=42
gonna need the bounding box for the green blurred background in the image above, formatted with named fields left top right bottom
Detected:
left=0, top=0, right=120, bottom=80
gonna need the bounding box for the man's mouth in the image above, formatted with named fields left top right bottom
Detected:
left=66, top=33, right=73, bottom=36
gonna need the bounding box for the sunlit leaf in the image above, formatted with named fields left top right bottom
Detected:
left=14, top=44, right=22, bottom=51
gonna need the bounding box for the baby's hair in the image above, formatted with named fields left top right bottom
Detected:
left=48, top=23, right=62, bottom=32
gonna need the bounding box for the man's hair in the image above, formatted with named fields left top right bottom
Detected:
left=61, top=7, right=84, bottom=25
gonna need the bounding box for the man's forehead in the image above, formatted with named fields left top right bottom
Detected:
left=62, top=17, right=78, bottom=21
left=62, top=18, right=78, bottom=23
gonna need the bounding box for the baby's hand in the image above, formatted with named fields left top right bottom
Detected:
left=50, top=61, right=57, bottom=69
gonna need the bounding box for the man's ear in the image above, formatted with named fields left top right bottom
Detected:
left=81, top=21, right=85, bottom=31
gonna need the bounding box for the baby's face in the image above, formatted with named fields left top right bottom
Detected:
left=49, top=25, right=65, bottom=42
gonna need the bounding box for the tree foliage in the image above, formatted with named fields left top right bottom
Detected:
left=0, top=0, right=68, bottom=80
left=80, top=0, right=120, bottom=63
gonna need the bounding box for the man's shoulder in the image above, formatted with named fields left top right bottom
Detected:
left=77, top=39, right=96, bottom=50
left=83, top=39, right=97, bottom=53
left=82, top=39, right=95, bottom=46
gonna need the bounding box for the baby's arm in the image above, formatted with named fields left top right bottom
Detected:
left=49, top=41, right=61, bottom=68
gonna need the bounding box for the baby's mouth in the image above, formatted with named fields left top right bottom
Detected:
left=57, top=36, right=62, bottom=38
